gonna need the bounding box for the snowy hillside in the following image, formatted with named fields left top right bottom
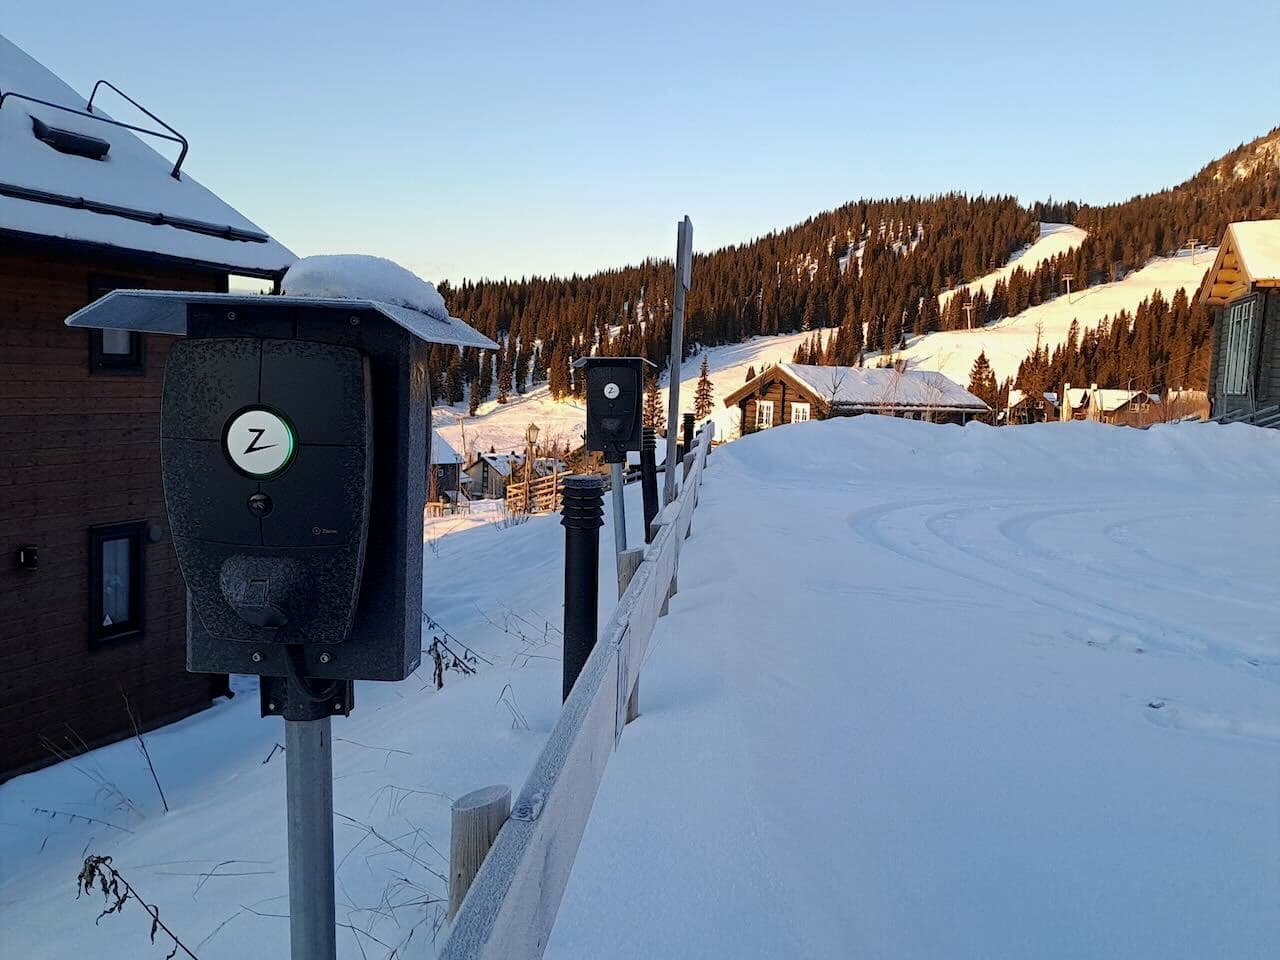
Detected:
left=893, top=246, right=1214, bottom=385
left=4, top=418, right=1278, bottom=959
left=434, top=326, right=837, bottom=458
left=435, top=222, right=1210, bottom=453
left=937, top=222, right=1087, bottom=310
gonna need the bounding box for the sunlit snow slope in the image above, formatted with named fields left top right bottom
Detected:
left=434, top=223, right=1212, bottom=452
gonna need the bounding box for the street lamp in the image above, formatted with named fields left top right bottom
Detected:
left=524, top=422, right=539, bottom=511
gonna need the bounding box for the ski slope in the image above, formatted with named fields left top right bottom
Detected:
left=895, top=247, right=1215, bottom=385
left=436, top=223, right=1207, bottom=455
left=3, top=418, right=1277, bottom=959
left=937, top=222, right=1087, bottom=310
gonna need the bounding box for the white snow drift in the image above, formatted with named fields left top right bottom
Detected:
left=2, top=417, right=1277, bottom=959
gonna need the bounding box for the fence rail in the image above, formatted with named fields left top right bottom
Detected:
left=440, top=422, right=715, bottom=960
left=505, top=470, right=565, bottom=514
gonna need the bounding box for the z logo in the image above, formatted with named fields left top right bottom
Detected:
left=244, top=427, right=278, bottom=454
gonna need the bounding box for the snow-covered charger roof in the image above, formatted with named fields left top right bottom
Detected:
left=725, top=363, right=989, bottom=412
left=0, top=33, right=293, bottom=276
left=65, top=254, right=498, bottom=351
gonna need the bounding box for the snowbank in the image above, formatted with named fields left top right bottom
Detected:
left=4, top=418, right=1278, bottom=959
left=283, top=254, right=448, bottom=319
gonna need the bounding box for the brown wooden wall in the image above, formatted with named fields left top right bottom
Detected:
left=739, top=377, right=815, bottom=432
left=0, top=245, right=230, bottom=780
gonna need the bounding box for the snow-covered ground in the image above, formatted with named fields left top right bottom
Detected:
left=3, top=417, right=1277, bottom=959
left=547, top=417, right=1280, bottom=958
left=938, top=222, right=1088, bottom=310
left=894, top=247, right=1215, bottom=384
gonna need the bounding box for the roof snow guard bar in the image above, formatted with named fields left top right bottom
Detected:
left=0, top=81, right=189, bottom=179
left=0, top=181, right=270, bottom=242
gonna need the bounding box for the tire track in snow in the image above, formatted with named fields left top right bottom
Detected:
left=847, top=497, right=1256, bottom=676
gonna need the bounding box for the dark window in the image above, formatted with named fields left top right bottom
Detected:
left=89, top=521, right=145, bottom=645
left=88, top=275, right=146, bottom=374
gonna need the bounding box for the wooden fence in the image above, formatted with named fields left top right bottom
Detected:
left=504, top=470, right=564, bottom=514
left=440, top=422, right=715, bottom=959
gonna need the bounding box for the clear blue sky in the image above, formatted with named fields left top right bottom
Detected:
left=7, top=1, right=1277, bottom=282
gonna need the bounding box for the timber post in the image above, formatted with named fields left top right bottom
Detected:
left=448, top=785, right=511, bottom=920
left=616, top=547, right=644, bottom=723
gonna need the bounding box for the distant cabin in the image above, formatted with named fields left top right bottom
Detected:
left=1198, top=220, right=1280, bottom=418
left=429, top=430, right=466, bottom=504
left=722, top=363, right=989, bottom=432
left=0, top=35, right=293, bottom=780
left=1005, top=389, right=1059, bottom=424
left=465, top=451, right=523, bottom=499
left=1058, top=383, right=1158, bottom=426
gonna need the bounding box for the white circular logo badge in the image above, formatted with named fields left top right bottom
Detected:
left=224, top=408, right=295, bottom=477
left=603, top=382, right=620, bottom=399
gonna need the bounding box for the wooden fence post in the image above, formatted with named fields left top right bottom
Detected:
left=448, top=785, right=511, bottom=920
left=616, top=547, right=644, bottom=723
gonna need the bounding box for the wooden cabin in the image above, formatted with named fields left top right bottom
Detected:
left=429, top=429, right=466, bottom=506
left=465, top=450, right=524, bottom=499
left=1198, top=220, right=1280, bottom=419
left=1005, top=389, right=1058, bottom=424
left=723, top=362, right=989, bottom=433
left=0, top=36, right=293, bottom=780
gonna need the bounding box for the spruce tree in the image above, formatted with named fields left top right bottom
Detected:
left=967, top=350, right=999, bottom=411
left=497, top=341, right=514, bottom=404
left=445, top=351, right=464, bottom=405
left=643, top=371, right=667, bottom=434
left=693, top=355, right=715, bottom=420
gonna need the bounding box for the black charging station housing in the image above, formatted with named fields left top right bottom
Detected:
left=163, top=302, right=430, bottom=684
left=578, top=357, right=646, bottom=463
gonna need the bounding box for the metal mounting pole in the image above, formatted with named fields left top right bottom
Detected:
left=664, top=217, right=693, bottom=506
left=285, top=717, right=337, bottom=960
left=609, top=461, right=627, bottom=568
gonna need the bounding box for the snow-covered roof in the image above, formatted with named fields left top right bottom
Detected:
left=470, top=451, right=523, bottom=477
left=1007, top=389, right=1057, bottom=409
left=0, top=33, right=293, bottom=276
left=764, top=363, right=989, bottom=411
left=431, top=430, right=463, bottom=465
left=1199, top=220, right=1280, bottom=306
left=1064, top=386, right=1151, bottom=413
left=1228, top=221, right=1280, bottom=284
left=1091, top=389, right=1146, bottom=413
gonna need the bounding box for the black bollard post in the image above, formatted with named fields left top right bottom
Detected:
left=640, top=427, right=660, bottom=544
left=561, top=475, right=604, bottom=702
left=682, top=413, right=695, bottom=453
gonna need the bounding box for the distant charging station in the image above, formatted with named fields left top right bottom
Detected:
left=575, top=356, right=650, bottom=563
left=67, top=280, right=495, bottom=960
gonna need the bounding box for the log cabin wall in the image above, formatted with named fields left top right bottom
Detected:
left=0, top=244, right=230, bottom=781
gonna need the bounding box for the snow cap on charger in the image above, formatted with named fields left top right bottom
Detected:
left=282, top=254, right=449, bottom=321
left=65, top=252, right=497, bottom=350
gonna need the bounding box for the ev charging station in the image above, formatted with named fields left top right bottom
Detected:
left=574, top=356, right=648, bottom=565
left=66, top=284, right=495, bottom=960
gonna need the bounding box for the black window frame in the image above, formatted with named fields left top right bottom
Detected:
left=87, top=274, right=147, bottom=375
left=89, top=520, right=146, bottom=646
